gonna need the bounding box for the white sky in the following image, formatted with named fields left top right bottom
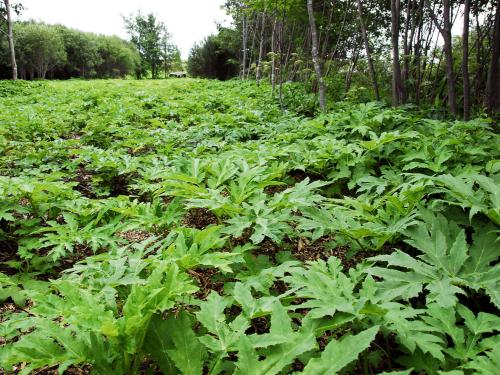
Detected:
left=16, top=0, right=232, bottom=59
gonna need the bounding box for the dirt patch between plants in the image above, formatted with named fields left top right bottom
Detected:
left=116, top=230, right=151, bottom=243
left=182, top=208, right=219, bottom=229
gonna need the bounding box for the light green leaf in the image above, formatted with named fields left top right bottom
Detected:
left=302, top=326, right=379, bottom=374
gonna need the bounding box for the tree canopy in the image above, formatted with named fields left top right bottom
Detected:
left=123, top=12, right=180, bottom=78
left=0, top=21, right=140, bottom=79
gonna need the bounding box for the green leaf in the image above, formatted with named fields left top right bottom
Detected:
left=302, top=326, right=379, bottom=374
left=249, top=302, right=292, bottom=348
left=257, top=331, right=316, bottom=375
left=464, top=223, right=498, bottom=274
left=166, top=313, right=206, bottom=375
left=144, top=314, right=177, bottom=374
left=234, top=336, right=260, bottom=375
left=463, top=346, right=500, bottom=374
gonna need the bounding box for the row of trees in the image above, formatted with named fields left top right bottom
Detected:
left=0, top=21, right=141, bottom=79
left=0, top=1, right=182, bottom=80
left=221, top=0, right=499, bottom=118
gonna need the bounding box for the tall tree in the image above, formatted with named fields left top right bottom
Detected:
left=1, top=0, right=18, bottom=79
left=124, top=13, right=168, bottom=79
left=401, top=0, right=414, bottom=103
left=255, top=11, right=266, bottom=86
left=307, top=0, right=326, bottom=111
left=356, top=0, right=380, bottom=101
left=485, top=0, right=500, bottom=117
left=160, top=36, right=181, bottom=78
left=462, top=0, right=471, bottom=120
left=241, top=12, right=248, bottom=78
left=270, top=17, right=277, bottom=93
left=391, top=0, right=403, bottom=105
left=429, top=0, right=457, bottom=116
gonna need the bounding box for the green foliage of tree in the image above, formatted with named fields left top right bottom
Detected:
left=55, top=26, right=101, bottom=78
left=94, top=34, right=141, bottom=79
left=160, top=36, right=182, bottom=77
left=187, top=27, right=240, bottom=80
left=13, top=22, right=66, bottom=79
left=0, top=21, right=140, bottom=79
left=222, top=0, right=499, bottom=119
left=124, top=12, right=173, bottom=79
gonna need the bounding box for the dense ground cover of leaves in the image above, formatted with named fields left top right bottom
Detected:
left=0, top=79, right=499, bottom=375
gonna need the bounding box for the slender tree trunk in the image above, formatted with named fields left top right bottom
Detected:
left=429, top=0, right=457, bottom=116
left=429, top=49, right=444, bottom=99
left=402, top=0, right=412, bottom=103
left=356, top=0, right=380, bottom=101
left=278, top=16, right=285, bottom=109
left=241, top=13, right=248, bottom=79
left=324, top=0, right=350, bottom=78
left=345, top=45, right=361, bottom=93
left=462, top=0, right=471, bottom=120
left=283, top=22, right=294, bottom=74
left=247, top=12, right=258, bottom=80
left=419, top=16, right=437, bottom=103
left=474, top=6, right=484, bottom=100
left=413, top=0, right=425, bottom=104
left=474, top=18, right=494, bottom=97
left=271, top=17, right=277, bottom=93
left=391, top=0, right=403, bottom=106
left=4, top=0, right=18, bottom=80
left=486, top=0, right=500, bottom=117
left=317, top=0, right=327, bottom=55
left=277, top=0, right=290, bottom=109
left=320, top=1, right=335, bottom=59
left=307, top=0, right=326, bottom=111
left=256, top=11, right=266, bottom=86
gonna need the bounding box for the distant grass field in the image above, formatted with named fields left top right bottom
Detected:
left=0, top=78, right=499, bottom=375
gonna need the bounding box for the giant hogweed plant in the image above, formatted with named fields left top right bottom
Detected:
left=2, top=210, right=498, bottom=371
left=1, top=79, right=499, bottom=374
left=368, top=211, right=500, bottom=309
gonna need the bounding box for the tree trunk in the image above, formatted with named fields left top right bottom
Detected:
left=356, top=0, right=380, bottom=101
left=256, top=11, right=266, bottom=86
left=278, top=17, right=285, bottom=109
left=247, top=12, right=258, bottom=80
left=320, top=2, right=335, bottom=59
left=412, top=0, right=425, bottom=104
left=429, top=0, right=457, bottom=116
left=271, top=17, right=277, bottom=93
left=324, top=0, right=350, bottom=78
left=419, top=14, right=437, bottom=103
left=307, top=0, right=326, bottom=111
left=474, top=5, right=484, bottom=100
left=462, top=0, right=471, bottom=120
left=241, top=13, right=248, bottom=79
left=486, top=0, right=500, bottom=117
left=402, top=0, right=412, bottom=103
left=345, top=45, right=361, bottom=94
left=4, top=0, right=18, bottom=80
left=391, top=0, right=403, bottom=106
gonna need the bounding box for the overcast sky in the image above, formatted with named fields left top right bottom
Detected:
left=16, top=0, right=232, bottom=59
